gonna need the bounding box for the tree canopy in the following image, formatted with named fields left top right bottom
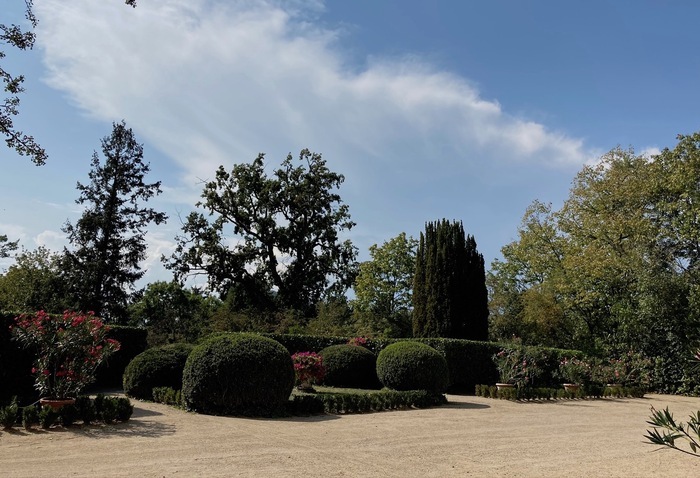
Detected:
left=166, top=149, right=358, bottom=317
left=352, top=232, right=417, bottom=337
left=62, top=121, right=167, bottom=323
left=488, top=137, right=700, bottom=392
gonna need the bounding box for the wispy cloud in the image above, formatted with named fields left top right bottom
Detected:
left=31, top=0, right=598, bottom=266
left=36, top=0, right=594, bottom=184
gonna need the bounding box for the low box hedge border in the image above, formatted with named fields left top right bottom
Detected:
left=474, top=384, right=646, bottom=400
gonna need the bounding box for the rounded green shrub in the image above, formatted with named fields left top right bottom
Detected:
left=182, top=333, right=294, bottom=416
left=376, top=341, right=449, bottom=392
left=122, top=343, right=194, bottom=400
left=320, top=344, right=380, bottom=389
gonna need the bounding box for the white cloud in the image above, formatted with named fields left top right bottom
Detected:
left=34, top=229, right=67, bottom=250
left=35, top=0, right=595, bottom=193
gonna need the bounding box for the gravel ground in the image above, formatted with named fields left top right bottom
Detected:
left=2, top=393, right=700, bottom=477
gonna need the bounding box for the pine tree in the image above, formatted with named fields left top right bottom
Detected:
left=412, top=220, right=488, bottom=339
left=62, top=121, right=167, bottom=323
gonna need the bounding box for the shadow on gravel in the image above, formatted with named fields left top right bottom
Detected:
left=440, top=401, right=490, bottom=410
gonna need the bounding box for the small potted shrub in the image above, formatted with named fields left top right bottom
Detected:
left=557, top=357, right=591, bottom=392
left=492, top=347, right=542, bottom=390
left=292, top=352, right=325, bottom=392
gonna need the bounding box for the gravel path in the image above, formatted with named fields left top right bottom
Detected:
left=2, top=393, right=700, bottom=477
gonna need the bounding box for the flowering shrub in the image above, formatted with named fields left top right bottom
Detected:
left=557, top=357, right=592, bottom=384
left=291, top=352, right=325, bottom=387
left=348, top=336, right=368, bottom=347
left=11, top=311, right=120, bottom=399
left=492, top=347, right=542, bottom=387
left=593, top=352, right=652, bottom=386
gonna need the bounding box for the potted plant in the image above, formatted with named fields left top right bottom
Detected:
left=291, top=351, right=325, bottom=392
left=492, top=347, right=542, bottom=389
left=11, top=310, right=120, bottom=408
left=557, top=357, right=590, bottom=391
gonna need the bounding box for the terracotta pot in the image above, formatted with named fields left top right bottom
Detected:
left=39, top=398, right=76, bottom=410
left=563, top=383, right=580, bottom=392
left=495, top=383, right=515, bottom=391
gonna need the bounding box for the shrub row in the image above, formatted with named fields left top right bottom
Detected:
left=289, top=390, right=447, bottom=415
left=0, top=394, right=133, bottom=431
left=474, top=384, right=646, bottom=400
left=152, top=386, right=185, bottom=408
left=262, top=333, right=585, bottom=392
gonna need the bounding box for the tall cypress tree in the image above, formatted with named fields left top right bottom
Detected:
left=412, top=220, right=488, bottom=340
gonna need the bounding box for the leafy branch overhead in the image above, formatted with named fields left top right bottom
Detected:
left=166, top=149, right=358, bottom=315
left=1, top=0, right=136, bottom=165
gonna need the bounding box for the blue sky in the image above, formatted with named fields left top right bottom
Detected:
left=2, top=0, right=700, bottom=288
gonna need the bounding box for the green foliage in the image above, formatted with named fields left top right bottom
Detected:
left=21, top=404, right=38, bottom=430
left=352, top=232, right=417, bottom=337
left=413, top=220, right=488, bottom=340
left=0, top=0, right=46, bottom=165
left=182, top=333, right=294, bottom=416
left=488, top=142, right=700, bottom=393
left=94, top=325, right=148, bottom=388
left=288, top=389, right=446, bottom=415
left=645, top=407, right=700, bottom=457
left=0, top=247, right=72, bottom=313
left=166, top=149, right=358, bottom=317
left=475, top=384, right=642, bottom=400
left=123, top=343, right=194, bottom=400
left=61, top=121, right=167, bottom=323
left=0, top=397, right=18, bottom=428
left=320, top=344, right=380, bottom=389
left=38, top=406, right=58, bottom=429
left=152, top=387, right=185, bottom=408
left=305, top=297, right=356, bottom=337
left=376, top=341, right=449, bottom=392
left=74, top=395, right=96, bottom=424
left=0, top=235, right=18, bottom=259
left=129, top=281, right=218, bottom=346
left=115, top=397, right=134, bottom=422
left=0, top=312, right=36, bottom=404
left=59, top=404, right=78, bottom=427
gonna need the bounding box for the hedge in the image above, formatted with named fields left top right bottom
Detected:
left=259, top=333, right=585, bottom=393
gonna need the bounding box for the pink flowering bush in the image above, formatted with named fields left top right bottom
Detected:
left=492, top=347, right=542, bottom=387
left=11, top=310, right=120, bottom=399
left=291, top=352, right=325, bottom=388
left=557, top=357, right=592, bottom=384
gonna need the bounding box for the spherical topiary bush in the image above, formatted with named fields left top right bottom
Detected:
left=320, top=344, right=380, bottom=389
left=376, top=341, right=449, bottom=392
left=123, top=343, right=195, bottom=400
left=182, top=333, right=294, bottom=416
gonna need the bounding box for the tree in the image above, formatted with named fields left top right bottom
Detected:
left=412, top=220, right=488, bottom=340
left=1, top=1, right=136, bottom=165
left=0, top=246, right=71, bottom=312
left=0, top=234, right=18, bottom=259
left=128, top=281, right=218, bottom=346
left=488, top=143, right=700, bottom=392
left=352, top=232, right=417, bottom=337
left=62, top=121, right=167, bottom=323
left=167, top=149, right=358, bottom=318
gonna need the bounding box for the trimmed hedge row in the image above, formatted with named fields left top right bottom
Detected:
left=289, top=390, right=447, bottom=415
left=474, top=384, right=646, bottom=400
left=261, top=333, right=585, bottom=393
